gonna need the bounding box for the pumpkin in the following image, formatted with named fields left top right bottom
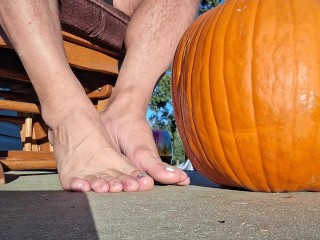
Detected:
left=172, top=0, right=320, bottom=192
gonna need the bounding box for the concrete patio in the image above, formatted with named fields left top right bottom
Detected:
left=1, top=170, right=320, bottom=240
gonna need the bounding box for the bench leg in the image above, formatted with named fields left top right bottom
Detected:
left=0, top=164, right=5, bottom=184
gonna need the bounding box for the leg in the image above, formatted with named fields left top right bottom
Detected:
left=0, top=0, right=154, bottom=192
left=101, top=0, right=200, bottom=184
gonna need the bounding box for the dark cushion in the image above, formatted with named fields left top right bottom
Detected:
left=59, top=0, right=130, bottom=51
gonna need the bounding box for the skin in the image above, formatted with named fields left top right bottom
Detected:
left=0, top=0, right=200, bottom=192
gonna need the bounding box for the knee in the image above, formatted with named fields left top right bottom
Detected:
left=114, top=0, right=200, bottom=17
left=113, top=0, right=143, bottom=17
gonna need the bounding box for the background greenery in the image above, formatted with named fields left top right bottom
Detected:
left=148, top=1, right=220, bottom=165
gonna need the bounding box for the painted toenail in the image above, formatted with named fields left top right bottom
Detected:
left=138, top=173, right=148, bottom=178
left=165, top=166, right=176, bottom=172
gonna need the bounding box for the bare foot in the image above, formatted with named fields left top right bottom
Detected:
left=47, top=103, right=154, bottom=193
left=100, top=94, right=190, bottom=186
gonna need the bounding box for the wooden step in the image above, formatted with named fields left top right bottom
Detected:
left=0, top=151, right=56, bottom=171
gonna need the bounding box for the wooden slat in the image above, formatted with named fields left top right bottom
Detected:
left=0, top=99, right=40, bottom=114
left=0, top=91, right=37, bottom=103
left=97, top=98, right=109, bottom=112
left=64, top=40, right=119, bottom=75
left=0, top=150, right=54, bottom=159
left=0, top=151, right=56, bottom=171
left=1, top=32, right=119, bottom=75
left=31, top=126, right=39, bottom=151
left=24, top=114, right=33, bottom=151
left=0, top=67, right=30, bottom=82
left=0, top=159, right=56, bottom=171
left=1, top=29, right=124, bottom=59
left=0, top=115, right=25, bottom=125
left=87, top=84, right=113, bottom=99
left=0, top=98, right=104, bottom=114
left=33, top=121, right=50, bottom=151
left=62, top=31, right=124, bottom=60
left=0, top=28, right=11, bottom=48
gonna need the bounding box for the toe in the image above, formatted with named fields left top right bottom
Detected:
left=89, top=177, right=110, bottom=193
left=145, top=162, right=190, bottom=185
left=108, top=179, right=123, bottom=192
left=176, top=176, right=190, bottom=186
left=131, top=171, right=155, bottom=191
left=118, top=174, right=140, bottom=192
left=66, top=177, right=91, bottom=192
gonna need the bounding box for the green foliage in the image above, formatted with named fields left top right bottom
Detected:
left=149, top=74, right=174, bottom=131
left=172, top=130, right=186, bottom=165
left=201, top=0, right=219, bottom=6
left=148, top=73, right=185, bottom=164
left=200, top=0, right=219, bottom=14
left=148, top=3, right=218, bottom=164
left=202, top=0, right=215, bottom=3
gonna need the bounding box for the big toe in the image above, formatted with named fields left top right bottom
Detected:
left=145, top=162, right=190, bottom=185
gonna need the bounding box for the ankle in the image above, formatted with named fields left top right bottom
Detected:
left=107, top=88, right=151, bottom=114
left=41, top=96, right=94, bottom=130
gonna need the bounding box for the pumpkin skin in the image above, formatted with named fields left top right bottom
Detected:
left=172, top=0, right=320, bottom=192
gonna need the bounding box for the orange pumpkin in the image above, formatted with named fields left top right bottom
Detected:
left=172, top=0, right=320, bottom=192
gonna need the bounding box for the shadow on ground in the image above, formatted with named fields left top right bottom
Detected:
left=186, top=170, right=221, bottom=188
left=4, top=170, right=221, bottom=189
left=0, top=190, right=98, bottom=240
left=2, top=171, right=320, bottom=239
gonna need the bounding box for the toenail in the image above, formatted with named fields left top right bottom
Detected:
left=138, top=172, right=148, bottom=178
left=165, top=166, right=176, bottom=172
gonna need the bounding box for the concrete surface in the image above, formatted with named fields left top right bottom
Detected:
left=1, top=171, right=320, bottom=240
